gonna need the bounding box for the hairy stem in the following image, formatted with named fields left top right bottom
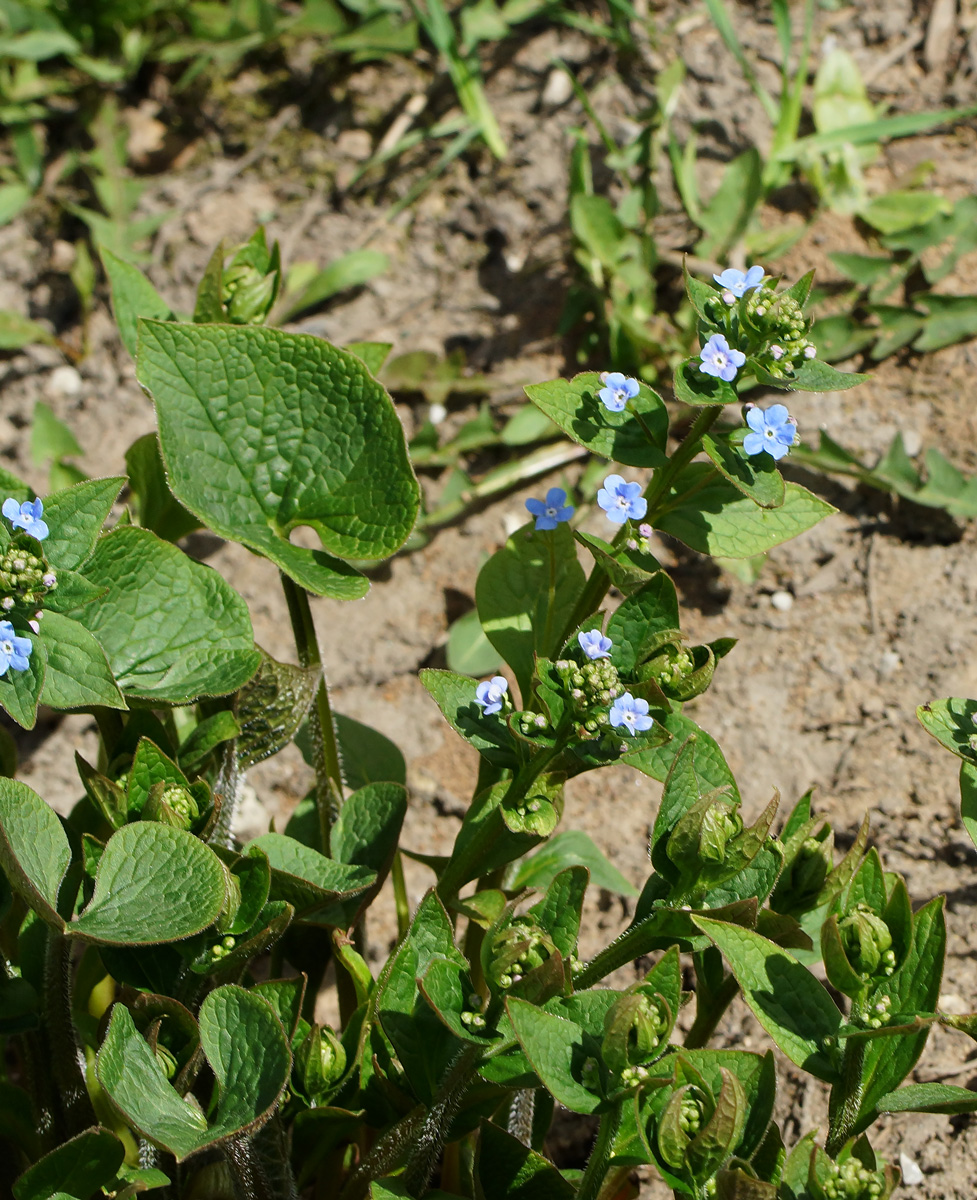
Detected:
left=43, top=930, right=96, bottom=1137
left=576, top=1101, right=623, bottom=1200
left=224, top=1135, right=276, bottom=1200
left=507, top=1088, right=536, bottom=1146
left=401, top=1043, right=483, bottom=1197
left=280, top=572, right=344, bottom=854
left=826, top=1036, right=866, bottom=1156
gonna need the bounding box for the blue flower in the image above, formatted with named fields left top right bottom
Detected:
left=713, top=265, right=765, bottom=298
left=526, top=487, right=574, bottom=531
left=609, top=692, right=654, bottom=736
left=0, top=621, right=32, bottom=675
left=2, top=497, right=48, bottom=540
left=598, top=372, right=640, bottom=413
left=578, top=630, right=612, bottom=660
left=699, top=334, right=746, bottom=383
left=597, top=474, right=647, bottom=525
left=475, top=675, right=508, bottom=716
left=743, top=404, right=796, bottom=461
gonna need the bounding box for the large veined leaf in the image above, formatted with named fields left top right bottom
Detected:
left=0, top=778, right=72, bottom=927
left=138, top=320, right=420, bottom=599
left=96, top=985, right=290, bottom=1160
left=77, top=526, right=260, bottom=703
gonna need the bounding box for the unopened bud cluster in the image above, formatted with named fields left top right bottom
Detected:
left=514, top=711, right=550, bottom=737
left=222, top=263, right=278, bottom=324
left=210, top=934, right=237, bottom=961
left=0, top=547, right=56, bottom=610
left=162, top=785, right=198, bottom=828
left=839, top=904, right=896, bottom=979
left=855, top=994, right=892, bottom=1030
left=745, top=290, right=817, bottom=377
left=460, top=993, right=488, bottom=1030
left=679, top=1093, right=705, bottom=1135
left=489, top=920, right=551, bottom=989
left=821, top=1158, right=885, bottom=1200
left=620, top=1064, right=650, bottom=1086
left=649, top=647, right=694, bottom=688
left=555, top=656, right=622, bottom=738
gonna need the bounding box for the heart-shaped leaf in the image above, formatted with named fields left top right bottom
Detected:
left=96, top=985, right=290, bottom=1160
left=70, top=823, right=228, bottom=944
left=77, top=526, right=260, bottom=703
left=139, top=320, right=420, bottom=598
left=235, top=648, right=320, bottom=771
left=506, top=996, right=604, bottom=1114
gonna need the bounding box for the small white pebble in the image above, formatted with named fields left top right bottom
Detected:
left=770, top=590, right=793, bottom=612
left=899, top=1153, right=923, bottom=1186
left=877, top=650, right=902, bottom=678
left=901, top=430, right=923, bottom=458
left=45, top=365, right=83, bottom=399
left=541, top=68, right=573, bottom=107
left=428, top=403, right=447, bottom=425
left=939, top=992, right=968, bottom=1014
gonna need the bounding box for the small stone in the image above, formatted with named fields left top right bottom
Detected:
left=541, top=68, right=573, bottom=107
left=770, top=590, right=793, bottom=612
left=45, top=365, right=83, bottom=400
left=49, top=240, right=76, bottom=273
left=901, top=430, right=923, bottom=458
left=878, top=650, right=902, bottom=678
left=938, top=992, right=967, bottom=1014
left=898, top=1154, right=923, bottom=1186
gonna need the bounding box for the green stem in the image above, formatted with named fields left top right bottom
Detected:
left=560, top=407, right=724, bottom=642
left=92, top=707, right=125, bottom=761
left=826, top=1036, right=866, bottom=1156
left=280, top=572, right=344, bottom=854
left=43, top=931, right=96, bottom=1137
left=391, top=851, right=410, bottom=942
left=576, top=1101, right=623, bottom=1200
left=684, top=970, right=739, bottom=1050
left=401, top=1043, right=483, bottom=1197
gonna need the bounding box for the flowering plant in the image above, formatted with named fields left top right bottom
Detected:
left=0, top=238, right=969, bottom=1200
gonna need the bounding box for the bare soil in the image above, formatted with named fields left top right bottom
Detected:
left=3, top=1, right=977, bottom=1194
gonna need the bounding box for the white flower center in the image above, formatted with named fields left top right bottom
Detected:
left=616, top=496, right=628, bottom=508
left=0, top=640, right=12, bottom=654
left=614, top=388, right=627, bottom=403
left=764, top=427, right=775, bottom=438
left=714, top=351, right=729, bottom=368
left=545, top=506, right=558, bottom=517
left=623, top=711, right=635, bottom=725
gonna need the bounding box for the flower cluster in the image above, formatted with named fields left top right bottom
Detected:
left=819, top=1157, right=886, bottom=1200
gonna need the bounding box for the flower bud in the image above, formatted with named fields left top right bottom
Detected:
left=295, top=1024, right=346, bottom=1101
left=838, top=904, right=893, bottom=978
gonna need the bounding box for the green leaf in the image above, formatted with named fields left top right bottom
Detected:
left=575, top=531, right=661, bottom=596
left=0, top=777, right=71, bottom=928
left=31, top=402, right=81, bottom=467
left=913, top=293, right=977, bottom=353
left=859, top=191, right=948, bottom=236
left=378, top=891, right=466, bottom=1103
left=246, top=833, right=374, bottom=918
left=875, top=1082, right=977, bottom=1115
left=507, top=830, right=637, bottom=897
left=334, top=713, right=407, bottom=789
left=12, top=1127, right=125, bottom=1200
left=626, top=709, right=739, bottom=801
left=606, top=573, right=680, bottom=674
left=40, top=477, right=125, bottom=571
left=179, top=710, right=241, bottom=775
left=235, top=648, right=319, bottom=771
left=0, top=29, right=80, bottom=59
left=506, top=995, right=603, bottom=1114
left=856, top=896, right=945, bottom=1125
left=783, top=358, right=869, bottom=392
left=77, top=526, right=260, bottom=703
left=673, top=359, right=738, bottom=407
left=327, top=782, right=406, bottom=924
left=0, top=633, right=47, bottom=729
left=346, top=341, right=393, bottom=375
left=693, top=917, right=842, bottom=1082
left=959, top=761, right=977, bottom=854
left=95, top=985, right=290, bottom=1160
left=446, top=608, right=502, bottom=676
left=0, top=310, right=54, bottom=350
left=657, top=472, right=836, bottom=559
left=916, top=697, right=977, bottom=765
left=140, top=320, right=420, bottom=597
left=126, top=737, right=189, bottom=815
left=701, top=433, right=785, bottom=509
left=101, top=248, right=172, bottom=360
left=476, top=521, right=585, bottom=702
left=697, top=148, right=763, bottom=259
left=70, top=823, right=228, bottom=944
left=524, top=373, right=667, bottom=467
left=37, top=611, right=126, bottom=711
left=475, top=1119, right=575, bottom=1200
left=529, top=866, right=587, bottom=958
left=419, top=669, right=517, bottom=767
left=279, top=250, right=389, bottom=321
left=124, top=434, right=201, bottom=543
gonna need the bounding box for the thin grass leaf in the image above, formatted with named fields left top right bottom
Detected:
left=778, top=104, right=977, bottom=160
left=703, top=0, right=778, bottom=123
